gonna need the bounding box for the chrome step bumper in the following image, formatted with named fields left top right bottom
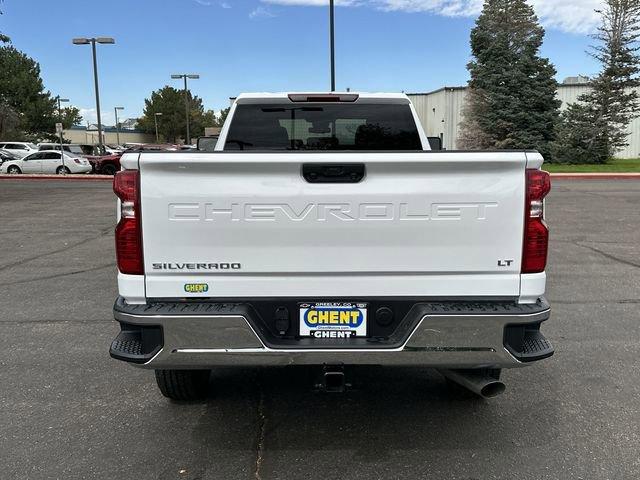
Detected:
left=111, top=297, right=552, bottom=369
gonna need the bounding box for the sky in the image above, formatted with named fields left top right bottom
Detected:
left=1, top=0, right=603, bottom=125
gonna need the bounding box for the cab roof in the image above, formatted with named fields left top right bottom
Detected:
left=234, top=92, right=411, bottom=105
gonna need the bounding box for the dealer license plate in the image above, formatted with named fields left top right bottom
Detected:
left=299, top=302, right=368, bottom=338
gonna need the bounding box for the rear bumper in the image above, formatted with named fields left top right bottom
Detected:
left=111, top=297, right=553, bottom=369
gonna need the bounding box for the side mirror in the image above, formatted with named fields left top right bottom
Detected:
left=427, top=137, right=443, bottom=151
left=197, top=136, right=218, bottom=152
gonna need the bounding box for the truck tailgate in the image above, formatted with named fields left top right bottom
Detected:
left=138, top=152, right=527, bottom=299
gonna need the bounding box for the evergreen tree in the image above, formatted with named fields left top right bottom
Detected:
left=553, top=0, right=640, bottom=164
left=458, top=0, right=560, bottom=160
left=202, top=109, right=217, bottom=130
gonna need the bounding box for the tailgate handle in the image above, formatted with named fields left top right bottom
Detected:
left=302, top=164, right=365, bottom=183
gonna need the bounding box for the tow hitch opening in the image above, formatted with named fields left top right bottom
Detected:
left=316, top=365, right=349, bottom=393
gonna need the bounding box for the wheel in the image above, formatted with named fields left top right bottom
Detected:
left=101, top=163, right=117, bottom=175
left=154, top=369, right=210, bottom=401
left=56, top=166, right=71, bottom=175
left=7, top=165, right=21, bottom=174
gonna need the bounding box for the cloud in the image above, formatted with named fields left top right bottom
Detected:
left=262, top=0, right=359, bottom=5
left=220, top=1, right=232, bottom=7
left=379, top=0, right=483, bottom=16
left=261, top=0, right=604, bottom=34
left=194, top=0, right=213, bottom=5
left=527, top=0, right=602, bottom=33
left=79, top=108, right=97, bottom=125
left=79, top=107, right=117, bottom=126
left=250, top=6, right=277, bottom=18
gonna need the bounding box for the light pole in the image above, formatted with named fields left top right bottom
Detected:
left=72, top=37, right=115, bottom=153
left=330, top=0, right=335, bottom=91
left=114, top=106, right=124, bottom=146
left=154, top=112, right=163, bottom=143
left=171, top=74, right=199, bottom=145
left=55, top=96, right=69, bottom=172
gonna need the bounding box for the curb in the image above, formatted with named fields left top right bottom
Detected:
left=0, top=174, right=112, bottom=181
left=550, top=173, right=640, bottom=180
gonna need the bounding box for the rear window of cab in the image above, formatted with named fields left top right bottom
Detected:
left=224, top=103, right=422, bottom=151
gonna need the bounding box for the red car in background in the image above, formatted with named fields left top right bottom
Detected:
left=88, top=153, right=122, bottom=175
left=88, top=145, right=180, bottom=175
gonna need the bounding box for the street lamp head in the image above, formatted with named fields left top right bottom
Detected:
left=59, top=98, right=70, bottom=102
left=96, top=37, right=115, bottom=44
left=72, top=38, right=90, bottom=45
left=114, top=106, right=124, bottom=110
left=155, top=112, right=163, bottom=116
left=187, top=74, right=200, bottom=79
left=171, top=74, right=183, bottom=79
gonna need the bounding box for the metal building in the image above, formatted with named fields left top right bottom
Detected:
left=408, top=81, right=640, bottom=158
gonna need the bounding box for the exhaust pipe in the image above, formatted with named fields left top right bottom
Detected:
left=438, top=369, right=506, bottom=399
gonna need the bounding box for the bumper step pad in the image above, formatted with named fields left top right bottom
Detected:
left=110, top=324, right=163, bottom=364
left=520, top=330, right=554, bottom=360
left=111, top=332, right=143, bottom=356
left=506, top=328, right=554, bottom=362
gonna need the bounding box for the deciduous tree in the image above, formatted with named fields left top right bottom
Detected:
left=58, top=106, right=82, bottom=129
left=0, top=45, right=63, bottom=140
left=216, top=107, right=230, bottom=127
left=138, top=86, right=208, bottom=143
left=0, top=102, right=19, bottom=139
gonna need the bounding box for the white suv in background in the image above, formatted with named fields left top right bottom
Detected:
left=37, top=143, right=89, bottom=157
left=0, top=142, right=38, bottom=158
left=0, top=150, right=92, bottom=175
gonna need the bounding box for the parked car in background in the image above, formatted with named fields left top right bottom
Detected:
left=0, top=150, right=92, bottom=174
left=76, top=144, right=102, bottom=156
left=0, top=142, right=38, bottom=158
left=122, top=143, right=144, bottom=150
left=124, top=143, right=179, bottom=152
left=91, top=153, right=122, bottom=175
left=0, top=149, right=19, bottom=164
left=38, top=143, right=89, bottom=157
left=75, top=144, right=118, bottom=156
left=105, top=144, right=125, bottom=154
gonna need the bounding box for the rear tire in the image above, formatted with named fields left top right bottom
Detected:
left=56, top=166, right=71, bottom=175
left=7, top=165, right=21, bottom=174
left=101, top=163, right=117, bottom=175
left=154, top=369, right=210, bottom=401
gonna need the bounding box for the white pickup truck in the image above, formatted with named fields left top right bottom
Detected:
left=110, top=92, right=553, bottom=400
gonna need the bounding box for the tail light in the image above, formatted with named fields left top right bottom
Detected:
left=113, top=170, right=143, bottom=274
left=522, top=169, right=551, bottom=274
left=73, top=158, right=82, bottom=164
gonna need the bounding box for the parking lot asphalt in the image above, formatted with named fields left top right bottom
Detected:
left=1, top=179, right=639, bottom=480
